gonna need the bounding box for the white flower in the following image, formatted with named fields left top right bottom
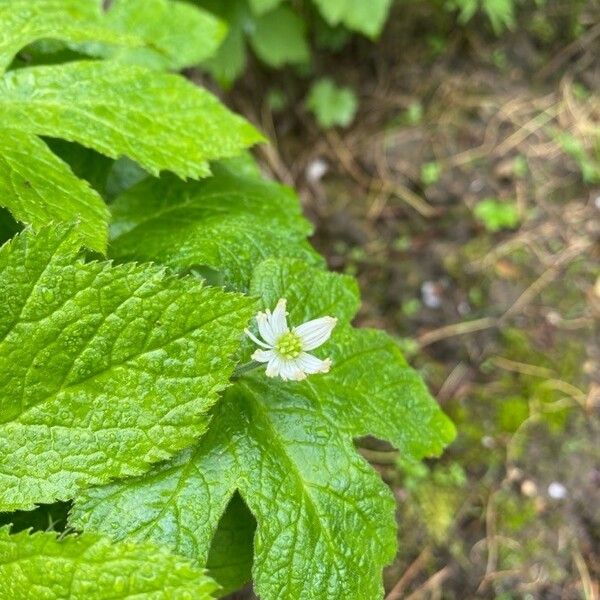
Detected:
left=245, top=298, right=337, bottom=381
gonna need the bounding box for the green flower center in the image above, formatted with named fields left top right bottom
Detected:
left=275, top=331, right=303, bottom=360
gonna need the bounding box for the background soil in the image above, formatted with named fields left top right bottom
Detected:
left=222, top=1, right=600, bottom=598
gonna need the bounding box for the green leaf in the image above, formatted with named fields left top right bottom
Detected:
left=0, top=529, right=218, bottom=599
left=0, top=59, right=262, bottom=245
left=0, top=0, right=142, bottom=74
left=0, top=61, right=263, bottom=180
left=197, top=0, right=250, bottom=87
left=306, top=78, right=358, bottom=129
left=312, top=0, right=393, bottom=38
left=88, top=0, right=227, bottom=70
left=248, top=7, right=309, bottom=68
left=0, top=1, right=262, bottom=253
left=109, top=164, right=322, bottom=289
left=482, top=0, right=515, bottom=34
left=0, top=129, right=109, bottom=252
left=473, top=198, right=520, bottom=232
left=0, top=225, right=255, bottom=511
left=248, top=0, right=285, bottom=14
left=72, top=259, right=454, bottom=599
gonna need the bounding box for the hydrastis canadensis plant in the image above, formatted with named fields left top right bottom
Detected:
left=0, top=1, right=455, bottom=599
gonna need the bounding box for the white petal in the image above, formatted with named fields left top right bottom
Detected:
left=252, top=349, right=275, bottom=363
left=245, top=328, right=272, bottom=349
left=265, top=356, right=284, bottom=378
left=269, top=298, right=289, bottom=338
left=256, top=312, right=276, bottom=345
left=296, top=352, right=332, bottom=374
left=279, top=359, right=306, bottom=381
left=294, top=316, right=337, bottom=351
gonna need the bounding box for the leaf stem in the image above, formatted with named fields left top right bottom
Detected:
left=232, top=361, right=261, bottom=379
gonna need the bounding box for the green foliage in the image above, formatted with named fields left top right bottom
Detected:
left=197, top=0, right=393, bottom=86
left=0, top=1, right=454, bottom=597
left=447, top=0, right=516, bottom=33
left=0, top=129, right=109, bottom=253
left=72, top=260, right=454, bottom=599
left=0, top=62, right=261, bottom=180
left=86, top=0, right=227, bottom=70
left=249, top=6, right=310, bottom=68
left=196, top=0, right=250, bottom=87
left=0, top=529, right=218, bottom=599
left=109, top=164, right=322, bottom=289
left=0, top=0, right=139, bottom=73
left=474, top=198, right=520, bottom=232
left=312, top=0, right=393, bottom=38
left=0, top=225, right=254, bottom=511
left=552, top=129, right=600, bottom=184
left=0, top=5, right=261, bottom=251
left=421, top=161, right=442, bottom=187
left=249, top=0, right=285, bottom=13
left=306, top=78, right=358, bottom=128
left=197, top=0, right=309, bottom=87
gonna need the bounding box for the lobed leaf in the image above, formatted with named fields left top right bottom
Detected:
left=0, top=61, right=263, bottom=180
left=0, top=129, right=109, bottom=252
left=109, top=165, right=322, bottom=289
left=0, top=225, right=255, bottom=511
left=0, top=0, right=142, bottom=74
left=0, top=528, right=219, bottom=599
left=72, top=259, right=455, bottom=599
left=85, top=0, right=227, bottom=70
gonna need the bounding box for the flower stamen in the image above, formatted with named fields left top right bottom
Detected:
left=275, top=331, right=303, bottom=360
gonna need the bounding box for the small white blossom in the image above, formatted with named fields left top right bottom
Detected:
left=245, top=298, right=337, bottom=381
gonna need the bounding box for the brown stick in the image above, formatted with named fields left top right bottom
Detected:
left=385, top=548, right=432, bottom=600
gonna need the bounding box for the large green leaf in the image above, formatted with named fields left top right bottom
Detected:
left=86, top=0, right=227, bottom=70
left=72, top=259, right=455, bottom=599
left=109, top=165, right=322, bottom=289
left=0, top=129, right=109, bottom=252
left=0, top=61, right=262, bottom=180
left=0, top=60, right=262, bottom=248
left=0, top=225, right=255, bottom=511
left=312, top=0, right=393, bottom=38
left=0, top=0, right=142, bottom=74
left=0, top=529, right=218, bottom=599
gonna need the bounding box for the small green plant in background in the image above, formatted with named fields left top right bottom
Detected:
left=306, top=77, right=359, bottom=128
left=474, top=197, right=521, bottom=232
left=421, top=161, right=443, bottom=187
left=195, top=0, right=393, bottom=87
left=552, top=129, right=600, bottom=184
left=446, top=0, right=516, bottom=33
